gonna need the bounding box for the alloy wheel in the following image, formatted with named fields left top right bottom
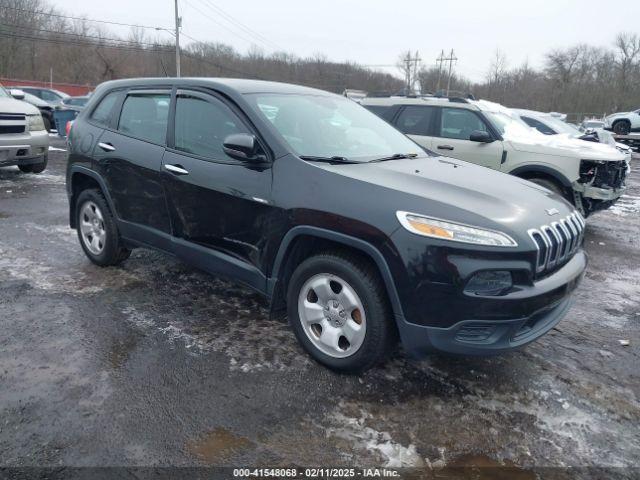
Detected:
left=79, top=201, right=106, bottom=255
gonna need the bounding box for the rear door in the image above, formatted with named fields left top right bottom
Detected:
left=92, top=88, right=172, bottom=248
left=432, top=107, right=504, bottom=169
left=392, top=105, right=437, bottom=150
left=161, top=88, right=273, bottom=291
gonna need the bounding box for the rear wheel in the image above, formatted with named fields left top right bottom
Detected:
left=76, top=189, right=131, bottom=266
left=286, top=252, right=395, bottom=373
left=18, top=164, right=33, bottom=173
left=613, top=120, right=631, bottom=135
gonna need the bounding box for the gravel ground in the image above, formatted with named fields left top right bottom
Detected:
left=0, top=138, right=638, bottom=476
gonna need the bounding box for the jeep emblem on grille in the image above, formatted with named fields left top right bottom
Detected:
left=546, top=208, right=559, bottom=216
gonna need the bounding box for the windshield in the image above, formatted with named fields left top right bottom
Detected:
left=484, top=111, right=537, bottom=137
left=245, top=93, right=423, bottom=162
left=0, top=86, right=10, bottom=98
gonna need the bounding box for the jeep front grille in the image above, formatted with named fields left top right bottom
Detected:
left=528, top=212, right=585, bottom=276
left=0, top=113, right=27, bottom=134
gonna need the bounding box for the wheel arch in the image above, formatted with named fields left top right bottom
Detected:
left=508, top=165, right=573, bottom=189
left=68, top=166, right=117, bottom=228
left=267, top=226, right=404, bottom=323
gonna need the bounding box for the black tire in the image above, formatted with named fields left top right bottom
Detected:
left=528, top=177, right=573, bottom=204
left=43, top=116, right=52, bottom=132
left=286, top=251, right=396, bottom=373
left=30, top=155, right=48, bottom=174
left=76, top=188, right=131, bottom=267
left=613, top=120, right=631, bottom=135
left=18, top=164, right=33, bottom=173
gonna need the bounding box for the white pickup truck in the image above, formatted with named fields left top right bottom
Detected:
left=0, top=85, right=49, bottom=173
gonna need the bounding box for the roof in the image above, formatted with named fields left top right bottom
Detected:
left=93, top=77, right=335, bottom=96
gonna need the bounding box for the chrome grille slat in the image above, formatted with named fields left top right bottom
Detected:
left=528, top=211, right=584, bottom=276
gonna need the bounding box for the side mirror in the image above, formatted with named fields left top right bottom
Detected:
left=469, top=130, right=494, bottom=143
left=223, top=133, right=265, bottom=162
left=10, top=89, right=25, bottom=100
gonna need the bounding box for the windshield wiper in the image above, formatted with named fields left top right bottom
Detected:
left=299, top=155, right=358, bottom=164
left=368, top=153, right=418, bottom=163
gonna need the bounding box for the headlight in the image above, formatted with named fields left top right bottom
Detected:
left=396, top=211, right=517, bottom=247
left=28, top=114, right=45, bottom=131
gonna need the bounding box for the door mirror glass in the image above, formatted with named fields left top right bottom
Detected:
left=223, top=133, right=264, bottom=161
left=10, top=89, right=25, bottom=100
left=469, top=130, right=494, bottom=143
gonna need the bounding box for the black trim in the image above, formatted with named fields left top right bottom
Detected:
left=508, top=165, right=573, bottom=188
left=268, top=226, right=405, bottom=321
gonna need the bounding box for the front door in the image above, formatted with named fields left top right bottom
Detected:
left=433, top=107, right=504, bottom=169
left=162, top=89, right=273, bottom=290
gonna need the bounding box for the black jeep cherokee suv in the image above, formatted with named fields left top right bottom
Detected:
left=66, top=78, right=587, bottom=372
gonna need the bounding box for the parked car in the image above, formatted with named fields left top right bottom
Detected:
left=604, top=109, right=640, bottom=135
left=66, top=78, right=587, bottom=372
left=0, top=85, right=49, bottom=173
left=61, top=95, right=90, bottom=112
left=9, top=89, right=55, bottom=132
left=513, top=109, right=633, bottom=165
left=10, top=86, right=69, bottom=106
left=580, top=118, right=606, bottom=132
left=362, top=96, right=628, bottom=217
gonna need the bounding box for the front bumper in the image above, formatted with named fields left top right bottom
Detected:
left=394, top=250, right=587, bottom=356
left=575, top=182, right=625, bottom=201
left=0, top=130, right=49, bottom=167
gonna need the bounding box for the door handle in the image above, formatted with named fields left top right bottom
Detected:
left=437, top=145, right=454, bottom=151
left=98, top=142, right=115, bottom=152
left=164, top=164, right=189, bottom=175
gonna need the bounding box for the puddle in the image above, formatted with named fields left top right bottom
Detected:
left=107, top=335, right=140, bottom=369
left=187, top=427, right=253, bottom=463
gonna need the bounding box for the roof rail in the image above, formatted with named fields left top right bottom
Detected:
left=433, top=90, right=477, bottom=102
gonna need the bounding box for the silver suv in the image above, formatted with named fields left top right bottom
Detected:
left=0, top=85, right=49, bottom=173
left=362, top=95, right=628, bottom=217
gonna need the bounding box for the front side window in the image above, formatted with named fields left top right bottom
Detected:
left=245, top=94, right=422, bottom=162
left=174, top=94, right=250, bottom=160
left=40, top=90, right=62, bottom=102
left=118, top=93, right=170, bottom=144
left=439, top=108, right=488, bottom=140
left=90, top=91, right=120, bottom=125
left=396, top=106, right=436, bottom=136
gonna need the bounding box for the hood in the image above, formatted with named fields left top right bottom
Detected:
left=505, top=130, right=626, bottom=162
left=0, top=97, right=40, bottom=115
left=315, top=155, right=575, bottom=238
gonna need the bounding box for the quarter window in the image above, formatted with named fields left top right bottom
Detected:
left=118, top=93, right=170, bottom=144
left=395, top=106, right=436, bottom=136
left=174, top=94, right=249, bottom=160
left=439, top=108, right=489, bottom=140
left=90, top=91, right=120, bottom=126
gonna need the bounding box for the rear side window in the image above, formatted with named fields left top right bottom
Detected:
left=521, top=116, right=555, bottom=135
left=439, top=108, right=488, bottom=140
left=174, top=94, right=249, bottom=160
left=118, top=93, right=170, bottom=144
left=395, top=106, right=436, bottom=136
left=90, top=91, right=119, bottom=125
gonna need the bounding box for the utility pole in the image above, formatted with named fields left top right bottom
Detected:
left=174, top=0, right=181, bottom=77
left=403, top=51, right=421, bottom=95
left=445, top=49, right=457, bottom=96
left=435, top=50, right=445, bottom=92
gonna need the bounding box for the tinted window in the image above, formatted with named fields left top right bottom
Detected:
left=439, top=108, right=488, bottom=140
left=363, top=105, right=392, bottom=121
left=174, top=94, right=249, bottom=159
left=396, top=106, right=436, bottom=136
left=118, top=93, right=170, bottom=144
left=521, top=116, right=556, bottom=135
left=90, top=91, right=119, bottom=125
left=40, top=90, right=62, bottom=102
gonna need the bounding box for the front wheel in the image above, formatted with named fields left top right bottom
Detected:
left=30, top=155, right=48, bottom=174
left=286, top=252, right=395, bottom=373
left=528, top=177, right=573, bottom=204
left=613, top=121, right=631, bottom=135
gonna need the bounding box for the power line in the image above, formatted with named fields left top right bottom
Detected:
left=0, top=31, right=171, bottom=53
left=0, top=5, right=173, bottom=32
left=0, top=22, right=173, bottom=48
left=196, top=0, right=282, bottom=51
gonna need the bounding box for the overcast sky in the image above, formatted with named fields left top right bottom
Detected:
left=52, top=0, right=638, bottom=82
